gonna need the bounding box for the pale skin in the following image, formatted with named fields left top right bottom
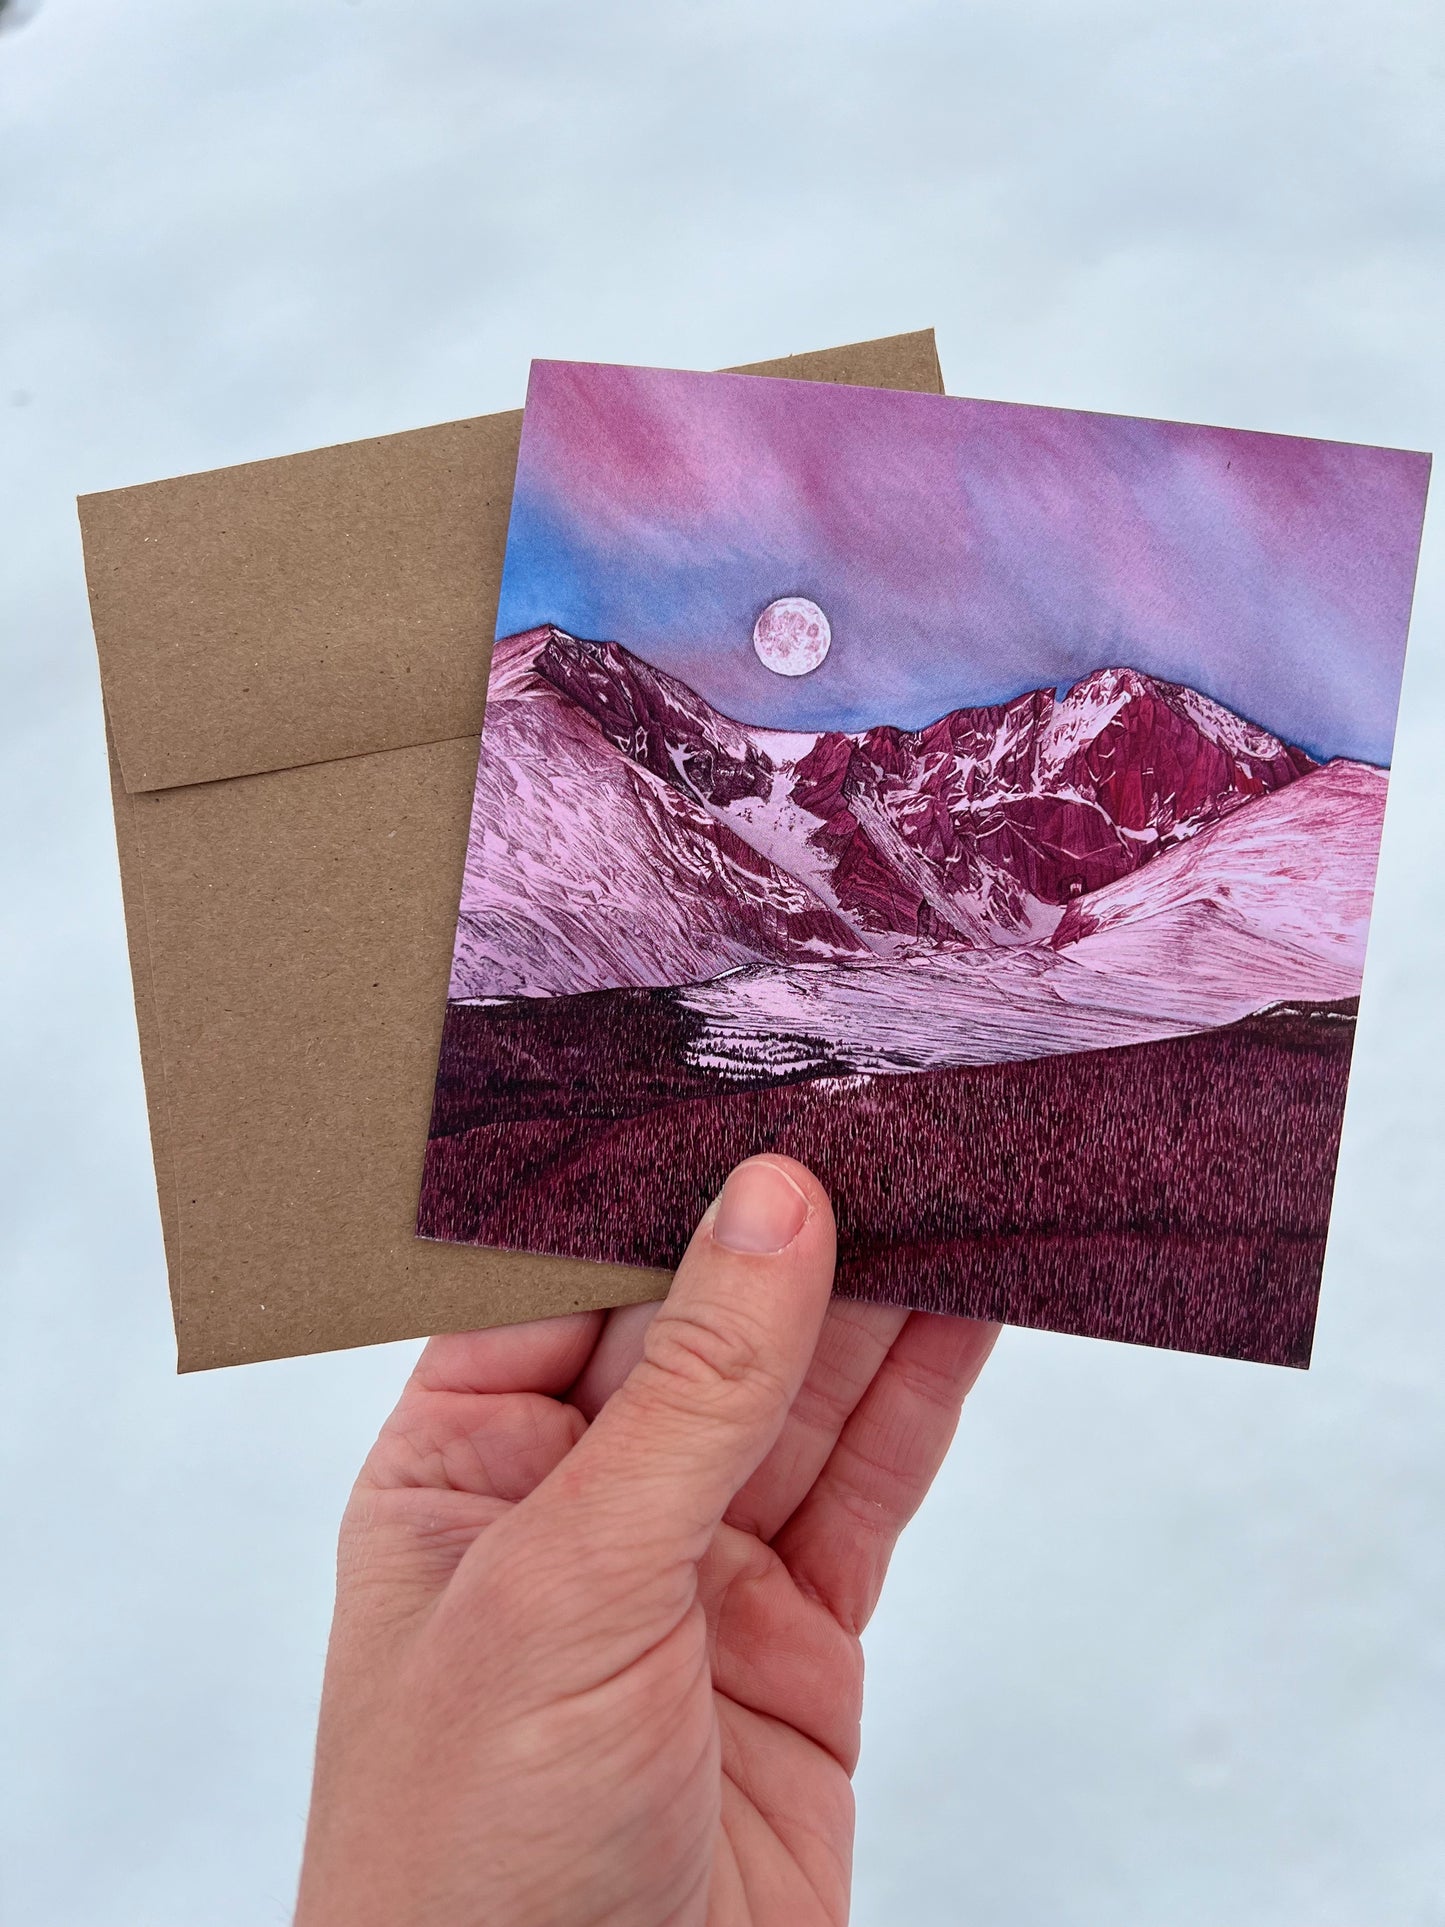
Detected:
left=295, top=1156, right=997, bottom=1926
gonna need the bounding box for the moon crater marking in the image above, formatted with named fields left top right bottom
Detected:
left=753, top=596, right=831, bottom=677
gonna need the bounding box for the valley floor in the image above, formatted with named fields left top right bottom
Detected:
left=418, top=995, right=1358, bottom=1366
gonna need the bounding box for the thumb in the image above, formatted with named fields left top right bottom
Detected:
left=549, top=1156, right=836, bottom=1564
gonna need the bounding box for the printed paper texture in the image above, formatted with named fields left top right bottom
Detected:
left=419, top=362, right=1429, bottom=1365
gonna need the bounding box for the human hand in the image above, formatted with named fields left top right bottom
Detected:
left=294, top=1157, right=996, bottom=1927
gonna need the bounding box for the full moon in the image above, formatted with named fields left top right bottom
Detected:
left=752, top=596, right=832, bottom=677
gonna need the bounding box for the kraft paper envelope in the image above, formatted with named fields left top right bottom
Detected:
left=81, top=330, right=946, bottom=1371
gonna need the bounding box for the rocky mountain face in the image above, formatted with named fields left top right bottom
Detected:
left=534, top=627, right=774, bottom=809
left=450, top=626, right=1374, bottom=1009
left=786, top=664, right=1316, bottom=944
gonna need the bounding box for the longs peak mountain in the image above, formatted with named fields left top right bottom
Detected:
left=451, top=625, right=1364, bottom=1002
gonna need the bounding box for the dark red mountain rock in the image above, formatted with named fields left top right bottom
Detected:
left=787, top=664, right=1317, bottom=941
left=535, top=630, right=772, bottom=810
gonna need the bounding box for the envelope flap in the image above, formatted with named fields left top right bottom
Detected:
left=79, top=330, right=944, bottom=796
left=81, top=410, right=523, bottom=794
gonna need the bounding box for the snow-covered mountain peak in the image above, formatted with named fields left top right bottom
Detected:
left=467, top=628, right=1335, bottom=975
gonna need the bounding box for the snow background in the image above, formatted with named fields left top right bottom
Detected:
left=1, top=2, right=1441, bottom=1921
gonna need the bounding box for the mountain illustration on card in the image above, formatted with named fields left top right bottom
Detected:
left=419, top=359, right=1428, bottom=1367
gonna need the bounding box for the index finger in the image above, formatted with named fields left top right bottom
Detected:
left=413, top=1310, right=605, bottom=1397
left=771, top=1312, right=997, bottom=1634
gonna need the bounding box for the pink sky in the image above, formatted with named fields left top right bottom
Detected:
left=496, top=361, right=1430, bottom=763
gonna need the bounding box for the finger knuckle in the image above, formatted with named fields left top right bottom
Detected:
left=643, top=1305, right=787, bottom=1415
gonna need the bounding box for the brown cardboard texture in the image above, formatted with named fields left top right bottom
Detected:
left=82, top=331, right=946, bottom=1371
